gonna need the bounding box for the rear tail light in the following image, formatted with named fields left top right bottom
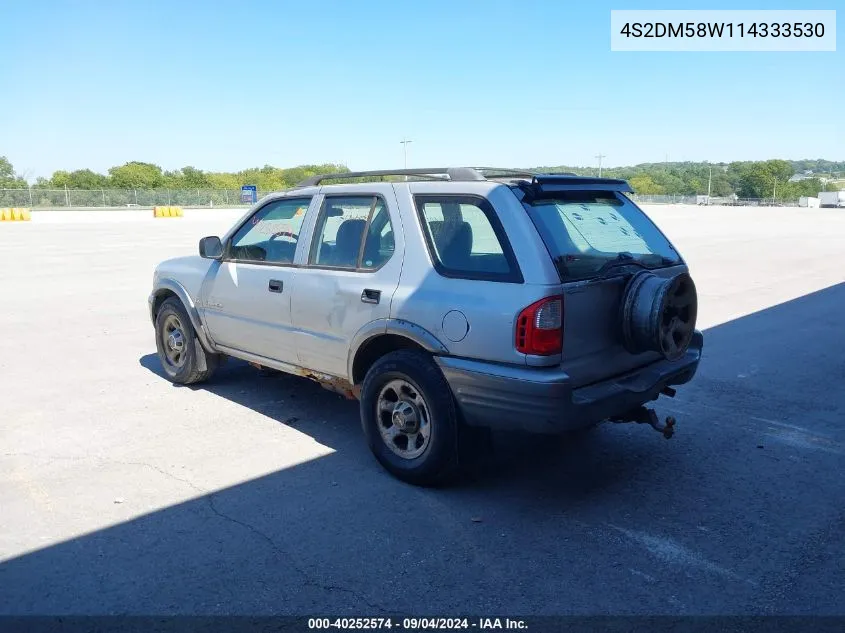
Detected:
left=515, top=296, right=563, bottom=355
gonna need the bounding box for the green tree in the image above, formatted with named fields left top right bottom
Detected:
left=629, top=175, right=665, bottom=194
left=207, top=172, right=241, bottom=189
left=729, top=160, right=790, bottom=199
left=108, top=161, right=165, bottom=189
left=49, top=169, right=109, bottom=189
left=0, top=156, right=15, bottom=183
left=0, top=156, right=27, bottom=188
left=163, top=166, right=212, bottom=189
left=181, top=166, right=211, bottom=188
left=650, top=171, right=687, bottom=195
left=48, top=170, right=72, bottom=188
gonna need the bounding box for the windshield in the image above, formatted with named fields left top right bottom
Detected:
left=521, top=191, right=681, bottom=281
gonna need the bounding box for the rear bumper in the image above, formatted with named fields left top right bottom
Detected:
left=435, top=330, right=703, bottom=434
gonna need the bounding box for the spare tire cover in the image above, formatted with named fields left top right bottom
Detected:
left=620, top=270, right=698, bottom=361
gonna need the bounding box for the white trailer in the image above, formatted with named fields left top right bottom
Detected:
left=818, top=191, right=845, bottom=208
left=799, top=196, right=820, bottom=208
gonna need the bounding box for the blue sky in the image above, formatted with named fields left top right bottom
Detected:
left=2, top=0, right=842, bottom=180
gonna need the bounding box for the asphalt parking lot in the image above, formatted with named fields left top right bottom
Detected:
left=1, top=206, right=844, bottom=615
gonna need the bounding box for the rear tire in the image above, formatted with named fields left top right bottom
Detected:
left=360, top=350, right=459, bottom=486
left=154, top=297, right=219, bottom=385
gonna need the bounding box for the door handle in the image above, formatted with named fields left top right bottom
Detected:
left=361, top=289, right=381, bottom=304
left=268, top=279, right=284, bottom=293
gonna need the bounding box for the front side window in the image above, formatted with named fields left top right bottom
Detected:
left=414, top=195, right=521, bottom=282
left=309, top=196, right=394, bottom=270
left=521, top=191, right=681, bottom=281
left=228, top=197, right=311, bottom=264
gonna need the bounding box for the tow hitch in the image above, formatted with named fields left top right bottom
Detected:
left=609, top=406, right=676, bottom=439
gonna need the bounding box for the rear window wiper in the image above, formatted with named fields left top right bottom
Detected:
left=593, top=252, right=647, bottom=278
left=553, top=252, right=678, bottom=281
left=594, top=253, right=678, bottom=279
left=552, top=252, right=637, bottom=280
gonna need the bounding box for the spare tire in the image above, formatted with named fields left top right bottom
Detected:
left=620, top=269, right=698, bottom=361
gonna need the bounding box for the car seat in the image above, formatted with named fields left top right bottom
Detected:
left=428, top=220, right=473, bottom=270
left=331, top=219, right=366, bottom=267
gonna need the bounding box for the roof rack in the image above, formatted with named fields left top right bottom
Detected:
left=296, top=167, right=553, bottom=187
left=296, top=168, right=475, bottom=187
left=295, top=167, right=608, bottom=188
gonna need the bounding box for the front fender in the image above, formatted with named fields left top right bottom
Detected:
left=149, top=278, right=217, bottom=353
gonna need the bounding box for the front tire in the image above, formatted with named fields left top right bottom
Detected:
left=360, top=350, right=459, bottom=486
left=154, top=297, right=219, bottom=385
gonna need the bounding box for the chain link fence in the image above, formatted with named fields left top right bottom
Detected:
left=629, top=194, right=802, bottom=206
left=630, top=194, right=697, bottom=205
left=0, top=188, right=267, bottom=209
left=0, top=188, right=805, bottom=209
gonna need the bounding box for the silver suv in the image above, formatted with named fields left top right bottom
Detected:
left=149, top=168, right=702, bottom=485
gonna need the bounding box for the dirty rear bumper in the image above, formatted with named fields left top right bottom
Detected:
left=435, top=330, right=703, bottom=434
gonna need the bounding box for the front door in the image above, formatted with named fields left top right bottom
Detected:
left=200, top=196, right=315, bottom=365
left=290, top=187, right=403, bottom=378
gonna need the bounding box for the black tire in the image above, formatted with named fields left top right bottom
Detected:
left=360, top=349, right=459, bottom=486
left=154, top=297, right=219, bottom=385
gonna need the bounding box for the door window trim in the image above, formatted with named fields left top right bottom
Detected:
left=305, top=193, right=396, bottom=273
left=413, top=194, right=524, bottom=284
left=223, top=195, right=314, bottom=267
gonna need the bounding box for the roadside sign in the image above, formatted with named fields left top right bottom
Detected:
left=241, top=185, right=257, bottom=204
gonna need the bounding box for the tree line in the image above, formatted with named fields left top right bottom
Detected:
left=534, top=159, right=843, bottom=199
left=0, top=157, right=350, bottom=194
left=2, top=156, right=843, bottom=201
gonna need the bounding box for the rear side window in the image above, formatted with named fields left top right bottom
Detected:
left=522, top=191, right=681, bottom=281
left=309, top=195, right=395, bottom=270
left=361, top=202, right=395, bottom=270
left=414, top=195, right=522, bottom=283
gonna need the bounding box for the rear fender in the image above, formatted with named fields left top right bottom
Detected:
left=347, top=318, right=449, bottom=382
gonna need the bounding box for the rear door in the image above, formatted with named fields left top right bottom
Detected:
left=289, top=185, right=403, bottom=378
left=520, top=187, right=685, bottom=387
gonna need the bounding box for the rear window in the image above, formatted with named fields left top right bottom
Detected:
left=521, top=191, right=681, bottom=281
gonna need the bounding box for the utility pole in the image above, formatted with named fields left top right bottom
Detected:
left=400, top=139, right=413, bottom=169
left=707, top=166, right=712, bottom=203
left=595, top=153, right=606, bottom=178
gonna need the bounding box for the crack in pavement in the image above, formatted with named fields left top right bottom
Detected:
left=3, top=451, right=399, bottom=614
left=204, top=494, right=402, bottom=615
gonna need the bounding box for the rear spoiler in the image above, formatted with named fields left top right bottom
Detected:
left=514, top=174, right=633, bottom=201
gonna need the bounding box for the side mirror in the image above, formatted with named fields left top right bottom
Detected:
left=199, top=236, right=223, bottom=259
